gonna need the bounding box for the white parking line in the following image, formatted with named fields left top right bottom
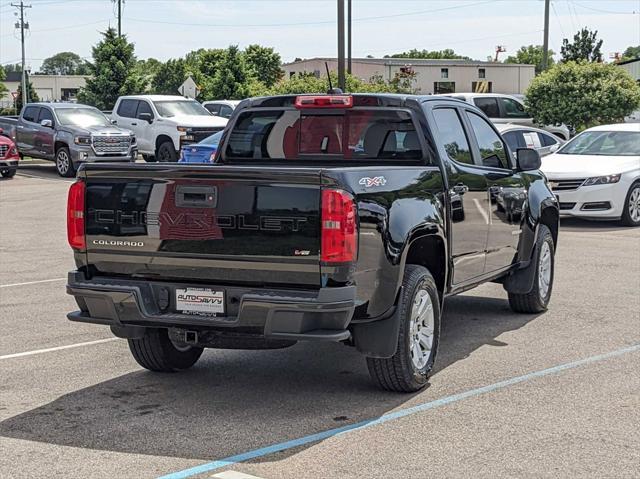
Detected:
left=0, top=277, right=66, bottom=288
left=0, top=338, right=120, bottom=360
left=472, top=198, right=490, bottom=225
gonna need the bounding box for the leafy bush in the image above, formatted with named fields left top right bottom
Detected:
left=525, top=61, right=640, bottom=131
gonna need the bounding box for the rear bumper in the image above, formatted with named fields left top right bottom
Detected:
left=66, top=271, right=355, bottom=342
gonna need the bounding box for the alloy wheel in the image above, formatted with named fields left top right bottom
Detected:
left=409, top=287, right=435, bottom=370
left=629, top=186, right=640, bottom=223
left=538, top=241, right=552, bottom=301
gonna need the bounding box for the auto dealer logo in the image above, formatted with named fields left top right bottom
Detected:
left=92, top=240, right=145, bottom=247
left=359, top=176, right=387, bottom=188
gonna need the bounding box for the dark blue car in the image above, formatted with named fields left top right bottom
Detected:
left=179, top=131, right=223, bottom=164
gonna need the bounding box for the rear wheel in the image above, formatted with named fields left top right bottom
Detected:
left=366, top=265, right=440, bottom=392
left=156, top=141, right=177, bottom=162
left=508, top=224, right=554, bottom=313
left=55, top=146, right=75, bottom=177
left=1, top=169, right=16, bottom=178
left=128, top=328, right=203, bottom=372
left=621, top=182, right=640, bottom=227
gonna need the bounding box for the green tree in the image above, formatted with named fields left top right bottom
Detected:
left=264, top=72, right=397, bottom=95
left=561, top=28, right=603, bottom=63
left=39, top=52, right=90, bottom=75
left=242, top=44, right=283, bottom=87
left=133, top=58, right=163, bottom=91
left=77, top=28, right=145, bottom=110
left=0, top=65, right=8, bottom=98
left=16, top=74, right=40, bottom=110
left=384, top=48, right=471, bottom=60
left=151, top=58, right=187, bottom=95
left=207, top=45, right=250, bottom=100
left=525, top=61, right=640, bottom=131
left=505, top=45, right=555, bottom=74
left=3, top=64, right=22, bottom=74
left=621, top=45, right=640, bottom=61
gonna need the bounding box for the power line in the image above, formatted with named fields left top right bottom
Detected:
left=572, top=1, right=639, bottom=14
left=10, top=1, right=31, bottom=105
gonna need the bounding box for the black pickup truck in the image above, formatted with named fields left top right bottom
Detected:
left=66, top=94, right=559, bottom=392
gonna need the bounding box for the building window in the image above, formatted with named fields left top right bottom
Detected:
left=434, top=82, right=455, bottom=94
left=478, top=68, right=486, bottom=79
left=441, top=68, right=449, bottom=79
left=472, top=81, right=492, bottom=93
left=313, top=70, right=321, bottom=78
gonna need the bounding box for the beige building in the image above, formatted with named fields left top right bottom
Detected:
left=617, top=57, right=639, bottom=83
left=1, top=72, right=87, bottom=108
left=282, top=58, right=535, bottom=95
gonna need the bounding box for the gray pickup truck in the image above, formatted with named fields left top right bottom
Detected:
left=0, top=103, right=137, bottom=177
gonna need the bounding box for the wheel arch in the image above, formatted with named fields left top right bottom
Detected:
left=54, top=140, right=69, bottom=153
left=403, top=233, right=447, bottom=304
left=155, top=134, right=176, bottom=154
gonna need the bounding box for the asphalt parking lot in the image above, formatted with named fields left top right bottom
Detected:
left=1, top=165, right=639, bottom=479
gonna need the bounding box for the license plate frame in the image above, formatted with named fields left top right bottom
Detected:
left=175, top=288, right=224, bottom=316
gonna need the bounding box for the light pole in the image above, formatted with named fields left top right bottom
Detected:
left=337, top=0, right=345, bottom=91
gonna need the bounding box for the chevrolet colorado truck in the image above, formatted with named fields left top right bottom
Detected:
left=66, top=94, right=559, bottom=392
left=0, top=103, right=137, bottom=177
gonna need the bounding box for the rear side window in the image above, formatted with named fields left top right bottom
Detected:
left=503, top=131, right=524, bottom=151
left=432, top=108, right=473, bottom=165
left=499, top=97, right=528, bottom=118
left=22, top=106, right=39, bottom=123
left=117, top=99, right=139, bottom=118
left=225, top=109, right=423, bottom=161
left=473, top=97, right=499, bottom=117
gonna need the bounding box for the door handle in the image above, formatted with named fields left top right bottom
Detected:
left=131, top=122, right=137, bottom=126
left=452, top=183, right=469, bottom=194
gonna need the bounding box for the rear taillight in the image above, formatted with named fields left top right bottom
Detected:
left=321, top=189, right=357, bottom=263
left=67, top=180, right=86, bottom=250
left=295, top=95, right=353, bottom=109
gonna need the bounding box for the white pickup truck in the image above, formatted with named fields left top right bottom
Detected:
left=111, top=95, right=228, bottom=162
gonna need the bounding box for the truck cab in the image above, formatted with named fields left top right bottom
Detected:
left=111, top=95, right=228, bottom=162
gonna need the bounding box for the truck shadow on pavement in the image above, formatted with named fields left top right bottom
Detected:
left=0, top=294, right=539, bottom=462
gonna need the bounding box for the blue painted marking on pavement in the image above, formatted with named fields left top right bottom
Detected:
left=158, top=343, right=640, bottom=479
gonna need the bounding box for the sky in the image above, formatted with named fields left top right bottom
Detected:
left=1, top=0, right=639, bottom=72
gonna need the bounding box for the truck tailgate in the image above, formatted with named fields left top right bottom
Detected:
left=82, top=164, right=321, bottom=287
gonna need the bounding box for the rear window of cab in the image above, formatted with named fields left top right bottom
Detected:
left=224, top=109, right=424, bottom=161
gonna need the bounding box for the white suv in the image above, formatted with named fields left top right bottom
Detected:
left=443, top=93, right=571, bottom=141
left=111, top=95, right=228, bottom=162
left=202, top=100, right=240, bottom=119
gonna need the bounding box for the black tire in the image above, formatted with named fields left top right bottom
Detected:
left=1, top=169, right=16, bottom=178
left=366, top=265, right=440, bottom=393
left=128, top=328, right=204, bottom=372
left=508, top=224, right=555, bottom=313
left=156, top=141, right=178, bottom=162
left=142, top=154, right=156, bottom=163
left=620, top=182, right=640, bottom=227
left=55, top=146, right=76, bottom=177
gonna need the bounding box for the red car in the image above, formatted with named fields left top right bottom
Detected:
left=0, top=128, right=19, bottom=178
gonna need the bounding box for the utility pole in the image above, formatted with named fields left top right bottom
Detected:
left=542, top=0, right=550, bottom=71
left=117, top=0, right=122, bottom=37
left=347, top=0, right=352, bottom=74
left=11, top=1, right=31, bottom=106
left=337, top=0, right=345, bottom=90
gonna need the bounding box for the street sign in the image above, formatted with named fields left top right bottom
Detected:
left=178, top=76, right=199, bottom=99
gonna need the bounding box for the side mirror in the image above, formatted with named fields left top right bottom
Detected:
left=516, top=148, right=542, bottom=171
left=40, top=119, right=53, bottom=128
left=138, top=112, right=153, bottom=123
left=549, top=143, right=560, bottom=153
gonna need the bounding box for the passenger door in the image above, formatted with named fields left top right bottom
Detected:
left=465, top=111, right=526, bottom=273
left=35, top=107, right=56, bottom=159
left=432, top=106, right=490, bottom=285
left=134, top=100, right=155, bottom=153
left=16, top=106, right=40, bottom=156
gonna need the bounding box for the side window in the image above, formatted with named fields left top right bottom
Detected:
left=540, top=133, right=558, bottom=147
left=503, top=131, right=524, bottom=151
left=499, top=98, right=528, bottom=119
left=219, top=105, right=233, bottom=118
left=136, top=101, right=154, bottom=119
left=473, top=97, right=499, bottom=118
left=22, top=106, right=40, bottom=123
left=205, top=104, right=221, bottom=115
left=37, top=108, right=54, bottom=125
left=117, top=99, right=139, bottom=118
left=433, top=108, right=473, bottom=165
left=467, top=111, right=509, bottom=169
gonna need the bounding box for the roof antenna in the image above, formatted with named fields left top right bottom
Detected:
left=326, top=61, right=343, bottom=94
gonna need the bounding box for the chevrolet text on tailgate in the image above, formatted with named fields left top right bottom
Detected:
left=66, top=93, right=559, bottom=392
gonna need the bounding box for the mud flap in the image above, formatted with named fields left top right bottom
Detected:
left=503, top=249, right=538, bottom=295
left=352, top=288, right=403, bottom=358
